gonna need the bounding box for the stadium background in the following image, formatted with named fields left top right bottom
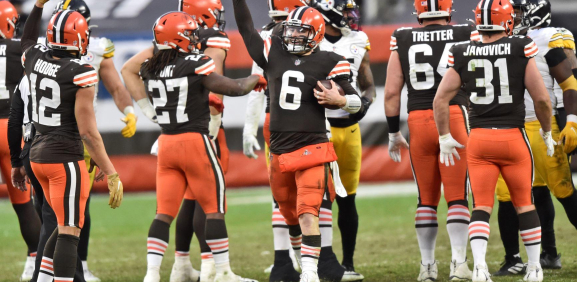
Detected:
left=1, top=0, right=576, bottom=196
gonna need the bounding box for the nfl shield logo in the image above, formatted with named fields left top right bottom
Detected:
left=295, top=59, right=301, bottom=66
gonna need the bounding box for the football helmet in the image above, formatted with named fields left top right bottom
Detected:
left=414, top=0, right=453, bottom=24
left=311, top=0, right=360, bottom=35
left=268, top=0, right=309, bottom=19
left=0, top=1, right=18, bottom=39
left=179, top=0, right=226, bottom=30
left=474, top=0, right=515, bottom=35
left=54, top=0, right=91, bottom=25
left=153, top=12, right=200, bottom=53
left=525, top=0, right=551, bottom=28
left=282, top=6, right=325, bottom=54
left=46, top=10, right=90, bottom=57
left=510, top=0, right=530, bottom=35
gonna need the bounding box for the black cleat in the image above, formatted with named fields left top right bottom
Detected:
left=493, top=256, right=526, bottom=276
left=269, top=250, right=301, bottom=282
left=540, top=252, right=562, bottom=269
left=318, top=247, right=345, bottom=282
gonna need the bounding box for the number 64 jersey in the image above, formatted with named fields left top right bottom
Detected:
left=448, top=36, right=539, bottom=129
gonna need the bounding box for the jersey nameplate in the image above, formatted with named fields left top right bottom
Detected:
left=463, top=44, right=511, bottom=56
left=412, top=30, right=453, bottom=42
left=33, top=59, right=60, bottom=77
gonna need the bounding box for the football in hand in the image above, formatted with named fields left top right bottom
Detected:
left=315, top=80, right=345, bottom=110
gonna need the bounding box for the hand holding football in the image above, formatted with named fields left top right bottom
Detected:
left=315, top=80, right=345, bottom=110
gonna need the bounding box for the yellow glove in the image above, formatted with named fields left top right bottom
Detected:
left=560, top=118, right=577, bottom=154
left=121, top=109, right=137, bottom=138
left=107, top=173, right=123, bottom=209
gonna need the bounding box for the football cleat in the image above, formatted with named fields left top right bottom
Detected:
left=493, top=256, right=526, bottom=276
left=417, top=261, right=438, bottom=282
left=270, top=262, right=301, bottom=282
left=170, top=259, right=200, bottom=282
left=449, top=260, right=472, bottom=281
left=472, top=264, right=492, bottom=282
left=540, top=252, right=561, bottom=269
left=342, top=269, right=364, bottom=282
left=20, top=256, right=35, bottom=282
left=523, top=264, right=543, bottom=282
left=300, top=271, right=320, bottom=282
left=143, top=267, right=161, bottom=282
left=84, top=268, right=102, bottom=282
left=200, top=259, right=216, bottom=282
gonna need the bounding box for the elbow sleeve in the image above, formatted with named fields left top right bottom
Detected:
left=560, top=75, right=577, bottom=92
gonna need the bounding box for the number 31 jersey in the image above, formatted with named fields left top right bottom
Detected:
left=449, top=36, right=538, bottom=129
left=391, top=24, right=479, bottom=112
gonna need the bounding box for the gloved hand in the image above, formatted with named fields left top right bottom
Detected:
left=439, top=133, right=465, bottom=166
left=559, top=116, right=577, bottom=153
left=121, top=112, right=137, bottom=138
left=253, top=74, right=268, bottom=92
left=540, top=129, right=557, bottom=157
left=209, top=114, right=222, bottom=141
left=136, top=98, right=158, bottom=123
left=107, top=173, right=123, bottom=209
left=388, top=132, right=409, bottom=162
left=209, top=94, right=224, bottom=113
left=243, top=134, right=261, bottom=159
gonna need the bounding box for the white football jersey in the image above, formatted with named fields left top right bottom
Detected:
left=553, top=28, right=575, bottom=109
left=320, top=31, right=370, bottom=118
left=524, top=27, right=562, bottom=122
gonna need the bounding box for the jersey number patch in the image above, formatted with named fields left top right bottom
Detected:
left=30, top=73, right=61, bottom=126
left=408, top=43, right=455, bottom=90
left=468, top=58, right=512, bottom=105
left=149, top=77, right=189, bottom=124
left=279, top=70, right=304, bottom=110
left=0, top=55, right=9, bottom=100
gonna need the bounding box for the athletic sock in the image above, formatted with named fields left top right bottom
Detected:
left=497, top=200, right=520, bottom=258
left=557, top=189, right=577, bottom=229
left=147, top=219, right=170, bottom=270
left=301, top=235, right=321, bottom=274
left=78, top=196, right=90, bottom=261
left=533, top=186, right=557, bottom=256
left=53, top=234, right=80, bottom=282
left=518, top=210, right=542, bottom=266
left=175, top=199, right=196, bottom=260
left=288, top=225, right=303, bottom=266
left=13, top=202, right=41, bottom=255
left=205, top=218, right=230, bottom=273
left=38, top=229, right=58, bottom=282
left=336, top=194, right=358, bottom=268
left=415, top=205, right=438, bottom=265
left=193, top=203, right=211, bottom=255
left=319, top=197, right=333, bottom=248
left=469, top=210, right=491, bottom=266
left=446, top=201, right=470, bottom=263
left=271, top=199, right=293, bottom=267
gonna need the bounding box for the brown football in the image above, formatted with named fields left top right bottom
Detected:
left=315, top=80, right=345, bottom=110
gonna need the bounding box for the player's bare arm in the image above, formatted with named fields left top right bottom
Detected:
left=564, top=49, right=577, bottom=69
left=433, top=68, right=461, bottom=136
left=100, top=58, right=137, bottom=137
left=204, top=47, right=226, bottom=115
left=202, top=73, right=264, bottom=97
left=548, top=49, right=577, bottom=117
left=358, top=52, right=376, bottom=103
left=525, top=58, right=553, bottom=132
left=384, top=51, right=409, bottom=162
left=120, top=46, right=157, bottom=122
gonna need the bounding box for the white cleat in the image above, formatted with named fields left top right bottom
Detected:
left=450, top=260, right=472, bottom=281
left=342, top=270, right=365, bottom=282
left=144, top=267, right=161, bottom=282
left=170, top=259, right=200, bottom=282
left=418, top=261, right=438, bottom=281
left=472, top=264, right=492, bottom=282
left=84, top=269, right=102, bottom=282
left=263, top=264, right=273, bottom=273
left=20, top=256, right=35, bottom=282
left=200, top=260, right=216, bottom=282
left=523, top=264, right=543, bottom=282
left=300, top=271, right=320, bottom=282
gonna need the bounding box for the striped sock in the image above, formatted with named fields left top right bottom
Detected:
left=469, top=210, right=491, bottom=266
left=147, top=219, right=170, bottom=270
left=447, top=201, right=470, bottom=264
left=174, top=251, right=190, bottom=265
left=272, top=203, right=291, bottom=251
left=207, top=238, right=229, bottom=266
left=319, top=206, right=333, bottom=247
left=290, top=234, right=302, bottom=265
left=201, top=252, right=214, bottom=262
left=205, top=218, right=231, bottom=274
left=519, top=210, right=542, bottom=266
left=301, top=235, right=321, bottom=273
left=38, top=256, right=54, bottom=282
left=415, top=206, right=438, bottom=265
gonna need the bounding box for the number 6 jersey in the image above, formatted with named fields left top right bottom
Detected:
left=23, top=44, right=98, bottom=163
left=449, top=36, right=538, bottom=129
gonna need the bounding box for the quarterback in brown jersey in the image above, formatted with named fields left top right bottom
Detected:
left=19, top=1, right=123, bottom=282
left=433, top=0, right=553, bottom=281
left=384, top=0, right=479, bottom=280
left=233, top=0, right=366, bottom=280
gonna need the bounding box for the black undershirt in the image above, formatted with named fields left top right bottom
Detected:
left=324, top=33, right=342, bottom=44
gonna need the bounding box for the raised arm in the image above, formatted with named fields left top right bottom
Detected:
left=21, top=1, right=47, bottom=52
left=232, top=0, right=267, bottom=68
left=202, top=73, right=262, bottom=97
left=120, top=46, right=157, bottom=123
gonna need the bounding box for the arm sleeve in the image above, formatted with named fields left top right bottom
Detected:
left=73, top=65, right=99, bottom=88
left=8, top=85, right=24, bottom=167
left=21, top=5, right=43, bottom=53
left=525, top=40, right=539, bottom=58
left=390, top=30, right=398, bottom=51
left=232, top=0, right=267, bottom=68
left=102, top=38, right=115, bottom=58
left=545, top=47, right=568, bottom=68
left=334, top=77, right=358, bottom=96
left=195, top=57, right=216, bottom=76
left=206, top=35, right=231, bottom=51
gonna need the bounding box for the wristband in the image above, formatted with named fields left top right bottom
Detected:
left=341, top=95, right=361, bottom=114
left=567, top=114, right=577, bottom=124
left=386, top=115, right=400, bottom=133
left=123, top=106, right=135, bottom=116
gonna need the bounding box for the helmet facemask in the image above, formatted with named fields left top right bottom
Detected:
left=213, top=8, right=226, bottom=31
left=343, top=8, right=360, bottom=32
left=512, top=3, right=530, bottom=35
left=179, top=28, right=200, bottom=53
left=282, top=21, right=317, bottom=54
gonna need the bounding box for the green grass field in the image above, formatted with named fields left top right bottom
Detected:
left=1, top=184, right=577, bottom=282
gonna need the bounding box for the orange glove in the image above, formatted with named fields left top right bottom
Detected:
left=253, top=74, right=268, bottom=92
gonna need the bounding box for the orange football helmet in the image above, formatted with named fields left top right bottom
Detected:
left=414, top=0, right=453, bottom=24
left=0, top=1, right=18, bottom=39
left=153, top=12, right=200, bottom=53
left=46, top=10, right=89, bottom=57
left=268, top=0, right=309, bottom=19
left=179, top=0, right=225, bottom=30
left=282, top=6, right=325, bottom=54
left=475, top=0, right=515, bottom=35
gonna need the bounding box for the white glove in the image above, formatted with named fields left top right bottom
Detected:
left=439, top=133, right=465, bottom=166
left=136, top=98, right=158, bottom=123
left=150, top=138, right=159, bottom=156
left=540, top=129, right=557, bottom=157
left=388, top=132, right=409, bottom=162
left=243, top=134, right=261, bottom=159
left=209, top=114, right=222, bottom=141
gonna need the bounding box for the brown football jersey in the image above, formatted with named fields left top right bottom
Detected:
left=0, top=38, right=24, bottom=118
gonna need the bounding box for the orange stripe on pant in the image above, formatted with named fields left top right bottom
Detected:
left=31, top=160, right=89, bottom=228
left=0, top=118, right=31, bottom=204
left=467, top=128, right=533, bottom=208
left=157, top=133, right=226, bottom=216
left=408, top=105, right=469, bottom=206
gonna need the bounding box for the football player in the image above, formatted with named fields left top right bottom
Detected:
left=233, top=1, right=366, bottom=281
left=492, top=0, right=577, bottom=275
left=433, top=0, right=553, bottom=281
left=312, top=1, right=373, bottom=280
left=20, top=1, right=124, bottom=282
left=384, top=0, right=478, bottom=280
left=242, top=1, right=309, bottom=281
left=0, top=1, right=42, bottom=280
left=139, top=11, right=265, bottom=282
